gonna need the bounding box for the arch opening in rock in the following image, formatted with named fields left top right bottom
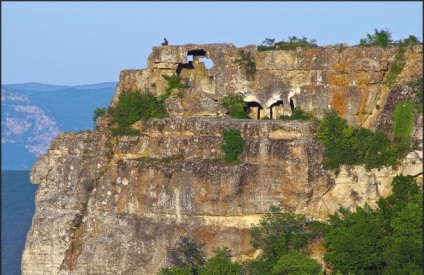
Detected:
left=269, top=100, right=284, bottom=119
left=177, top=49, right=214, bottom=74
left=187, top=50, right=213, bottom=68
left=245, top=101, right=264, bottom=119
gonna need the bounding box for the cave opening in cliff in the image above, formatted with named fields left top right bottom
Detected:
left=176, top=62, right=194, bottom=75
left=269, top=100, right=284, bottom=119
left=290, top=97, right=295, bottom=112
left=245, top=101, right=264, bottom=119
left=187, top=49, right=207, bottom=56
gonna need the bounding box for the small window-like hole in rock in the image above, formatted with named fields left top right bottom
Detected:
left=187, top=49, right=207, bottom=56
left=199, top=57, right=214, bottom=69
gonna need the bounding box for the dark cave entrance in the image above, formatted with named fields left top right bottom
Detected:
left=289, top=97, right=295, bottom=112
left=245, top=101, right=264, bottom=119
left=176, top=62, right=194, bottom=75
left=187, top=49, right=207, bottom=56
left=269, top=100, right=284, bottom=119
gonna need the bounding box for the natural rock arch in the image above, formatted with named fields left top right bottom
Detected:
left=177, top=49, right=214, bottom=74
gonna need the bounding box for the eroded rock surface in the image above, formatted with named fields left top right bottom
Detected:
left=114, top=43, right=422, bottom=127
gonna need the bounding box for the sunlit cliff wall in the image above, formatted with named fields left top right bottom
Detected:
left=22, top=43, right=422, bottom=274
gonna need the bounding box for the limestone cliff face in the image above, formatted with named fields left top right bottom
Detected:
left=114, top=43, right=422, bottom=128
left=23, top=44, right=422, bottom=274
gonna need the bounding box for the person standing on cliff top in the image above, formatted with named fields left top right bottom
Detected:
left=161, top=38, right=168, bottom=46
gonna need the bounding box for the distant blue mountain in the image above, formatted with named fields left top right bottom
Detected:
left=74, top=82, right=118, bottom=90
left=2, top=82, right=71, bottom=92
left=1, top=82, right=116, bottom=170
left=3, top=81, right=117, bottom=92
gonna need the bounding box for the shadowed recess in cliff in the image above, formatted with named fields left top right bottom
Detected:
left=290, top=97, right=295, bottom=112
left=245, top=101, right=264, bottom=119
left=176, top=62, right=194, bottom=75
left=270, top=100, right=285, bottom=119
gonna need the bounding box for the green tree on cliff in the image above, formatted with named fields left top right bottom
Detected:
left=198, top=248, right=241, bottom=275
left=93, top=107, right=107, bottom=122
left=271, top=251, right=322, bottom=275
left=108, top=90, right=168, bottom=136
left=159, top=236, right=205, bottom=275
left=392, top=101, right=414, bottom=158
left=324, top=206, right=386, bottom=274
left=316, top=109, right=396, bottom=170
left=247, top=206, right=325, bottom=274
left=359, top=28, right=393, bottom=48
left=168, top=236, right=206, bottom=269
left=258, top=36, right=317, bottom=51
left=221, top=129, right=245, bottom=163
left=324, top=175, right=423, bottom=274
left=377, top=175, right=423, bottom=274
left=220, top=93, right=249, bottom=119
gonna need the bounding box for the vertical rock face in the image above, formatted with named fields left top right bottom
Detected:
left=22, top=130, right=111, bottom=274
left=23, top=44, right=422, bottom=274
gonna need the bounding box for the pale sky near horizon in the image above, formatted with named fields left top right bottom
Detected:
left=2, top=1, right=423, bottom=86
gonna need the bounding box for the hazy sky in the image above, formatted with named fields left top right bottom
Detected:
left=2, top=1, right=422, bottom=85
